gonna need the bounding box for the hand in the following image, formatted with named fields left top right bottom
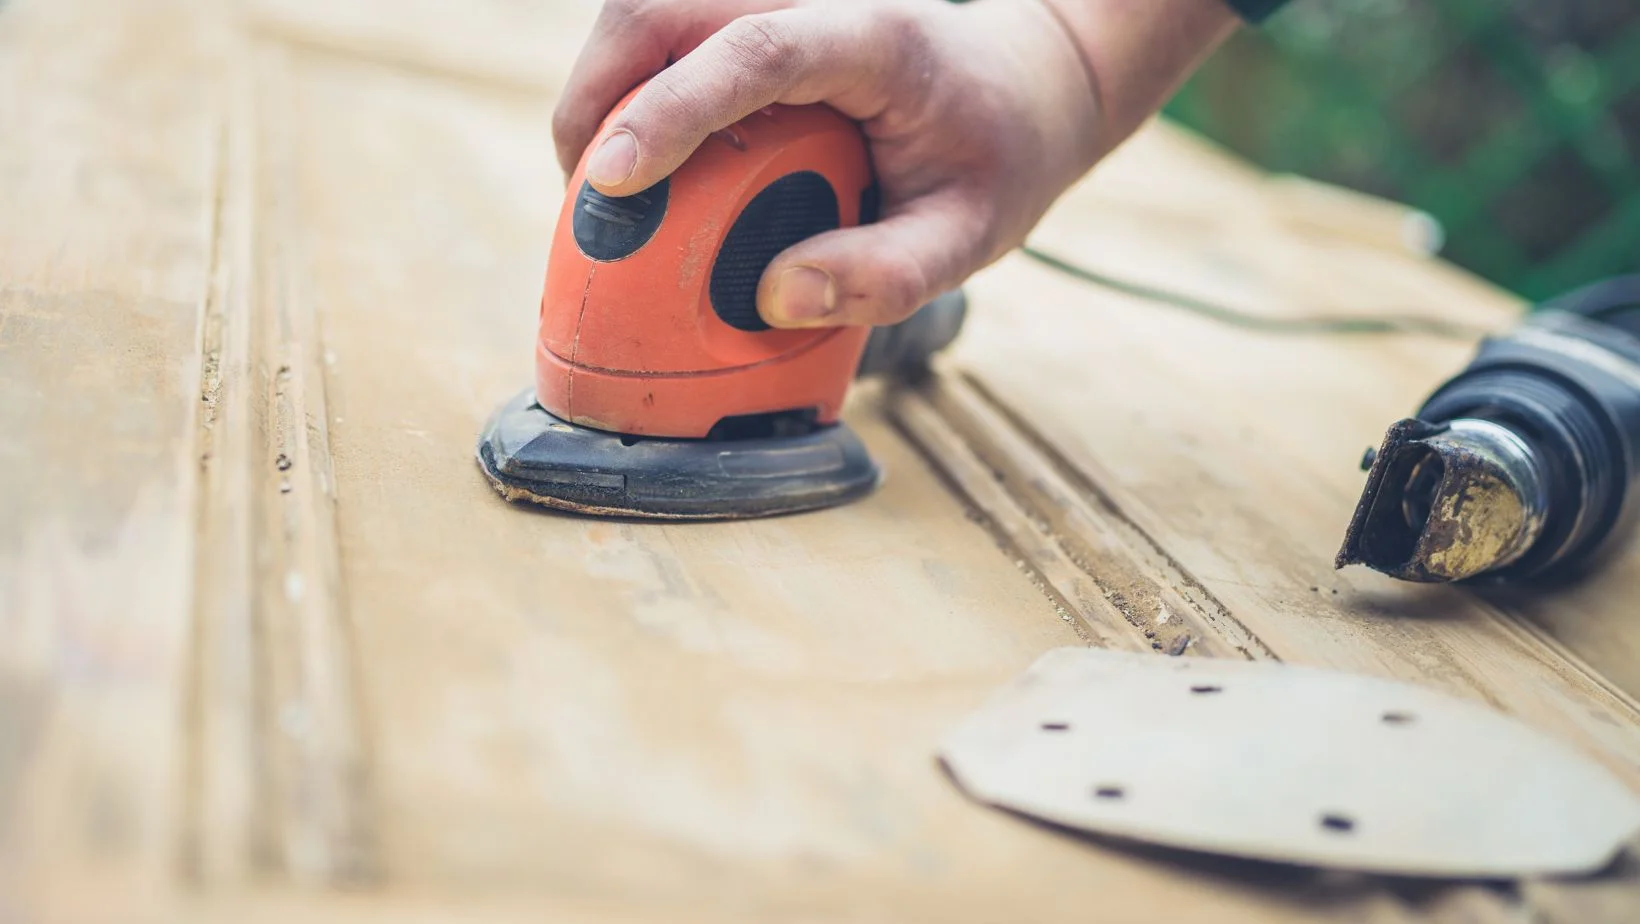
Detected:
left=554, top=0, right=1234, bottom=329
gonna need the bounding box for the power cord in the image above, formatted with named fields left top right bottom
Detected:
left=1018, top=244, right=1498, bottom=340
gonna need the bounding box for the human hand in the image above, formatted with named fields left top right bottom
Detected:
left=553, top=0, right=1234, bottom=329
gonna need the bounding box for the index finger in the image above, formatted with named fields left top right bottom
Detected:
left=552, top=0, right=788, bottom=177
left=579, top=5, right=890, bottom=197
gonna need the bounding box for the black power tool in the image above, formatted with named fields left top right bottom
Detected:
left=1338, top=275, right=1640, bottom=583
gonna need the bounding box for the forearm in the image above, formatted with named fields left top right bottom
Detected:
left=1036, top=0, right=1239, bottom=147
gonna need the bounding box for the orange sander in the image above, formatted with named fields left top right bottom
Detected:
left=477, top=84, right=967, bottom=519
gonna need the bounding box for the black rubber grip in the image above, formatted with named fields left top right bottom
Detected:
left=572, top=178, right=670, bottom=262
left=709, top=171, right=840, bottom=332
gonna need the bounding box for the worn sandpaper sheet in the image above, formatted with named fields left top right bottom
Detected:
left=941, top=648, right=1640, bottom=878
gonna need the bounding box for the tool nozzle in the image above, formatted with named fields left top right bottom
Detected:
left=1336, top=418, right=1550, bottom=583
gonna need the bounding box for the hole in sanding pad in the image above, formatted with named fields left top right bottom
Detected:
left=1381, top=711, right=1416, bottom=725
left=1039, top=722, right=1070, bottom=732
left=1093, top=785, right=1126, bottom=800
left=1189, top=685, right=1223, bottom=695
left=1320, top=813, right=1356, bottom=834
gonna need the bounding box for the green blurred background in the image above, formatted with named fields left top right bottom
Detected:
left=1165, top=0, right=1640, bottom=301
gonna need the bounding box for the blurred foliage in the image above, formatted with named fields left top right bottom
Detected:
left=1166, top=0, right=1640, bottom=301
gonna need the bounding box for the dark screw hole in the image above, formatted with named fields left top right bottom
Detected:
left=1319, top=813, right=1355, bottom=833
left=1189, top=684, right=1223, bottom=694
left=1093, top=785, right=1125, bottom=800
left=1039, top=722, right=1070, bottom=732
left=1381, top=711, right=1415, bottom=725
left=618, top=436, right=641, bottom=447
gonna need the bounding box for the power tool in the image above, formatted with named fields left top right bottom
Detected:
left=477, top=84, right=966, bottom=519
left=1337, top=275, right=1640, bottom=583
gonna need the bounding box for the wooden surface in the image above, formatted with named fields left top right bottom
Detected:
left=3, top=0, right=1639, bottom=921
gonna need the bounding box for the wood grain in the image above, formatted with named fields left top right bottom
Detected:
left=249, top=0, right=599, bottom=94
left=242, top=45, right=375, bottom=886
left=7, top=0, right=1640, bottom=920
left=0, top=0, right=225, bottom=919
left=895, top=377, right=1269, bottom=662
left=1488, top=534, right=1640, bottom=702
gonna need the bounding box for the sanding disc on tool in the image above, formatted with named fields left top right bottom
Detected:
left=476, top=389, right=882, bottom=520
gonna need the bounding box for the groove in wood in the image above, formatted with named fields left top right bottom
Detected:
left=245, top=44, right=375, bottom=887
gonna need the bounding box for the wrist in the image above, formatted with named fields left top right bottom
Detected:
left=1036, top=0, right=1237, bottom=145
left=958, top=0, right=1107, bottom=172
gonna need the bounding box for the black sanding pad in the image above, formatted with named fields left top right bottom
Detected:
left=475, top=389, right=881, bottom=520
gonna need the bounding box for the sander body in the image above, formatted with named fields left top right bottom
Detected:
left=478, top=85, right=965, bottom=519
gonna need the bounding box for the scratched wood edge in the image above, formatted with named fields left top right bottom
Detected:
left=889, top=385, right=1142, bottom=652
left=215, top=41, right=374, bottom=886
left=180, top=64, right=258, bottom=887
left=183, top=29, right=376, bottom=890
left=892, top=373, right=1271, bottom=662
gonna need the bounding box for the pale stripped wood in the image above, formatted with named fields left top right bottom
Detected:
left=6, top=0, right=1640, bottom=920
left=244, top=37, right=1438, bottom=922
left=0, top=0, right=227, bottom=919
left=249, top=0, right=598, bottom=94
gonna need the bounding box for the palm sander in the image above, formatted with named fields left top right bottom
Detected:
left=477, top=86, right=966, bottom=519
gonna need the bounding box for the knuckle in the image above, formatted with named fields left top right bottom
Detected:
left=834, top=9, right=937, bottom=117
left=594, top=0, right=675, bottom=45
left=598, top=0, right=651, bottom=27
left=866, top=256, right=928, bottom=323
left=637, top=73, right=699, bottom=127
left=550, top=101, right=578, bottom=142
left=875, top=3, right=926, bottom=51
left=961, top=208, right=1008, bottom=266
left=551, top=109, right=592, bottom=172
left=719, top=15, right=799, bottom=81
left=875, top=3, right=937, bottom=76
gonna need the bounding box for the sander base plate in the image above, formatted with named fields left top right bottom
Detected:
left=476, top=389, right=881, bottom=520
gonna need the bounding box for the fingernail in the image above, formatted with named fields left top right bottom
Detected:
left=586, top=130, right=637, bottom=187
left=771, top=266, right=836, bottom=326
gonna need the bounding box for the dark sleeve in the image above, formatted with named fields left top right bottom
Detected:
left=1223, top=0, right=1287, bottom=23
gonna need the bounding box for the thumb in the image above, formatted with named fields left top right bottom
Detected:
left=757, top=194, right=991, bottom=329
